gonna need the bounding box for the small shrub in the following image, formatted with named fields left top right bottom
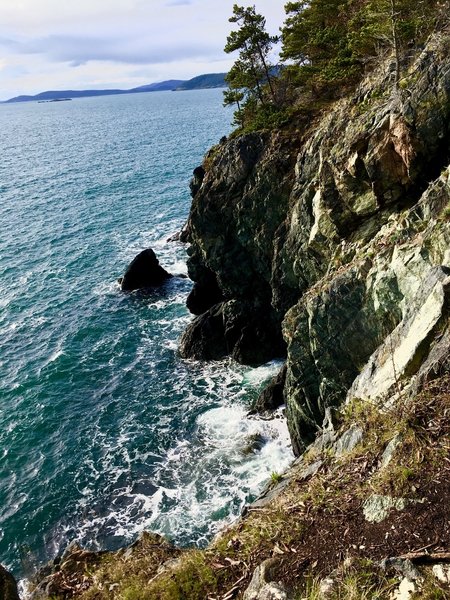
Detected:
left=271, top=471, right=283, bottom=484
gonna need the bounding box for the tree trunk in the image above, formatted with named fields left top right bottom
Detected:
left=390, top=0, right=401, bottom=90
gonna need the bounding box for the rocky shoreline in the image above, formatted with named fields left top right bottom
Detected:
left=181, top=31, right=450, bottom=455
left=5, top=28, right=450, bottom=600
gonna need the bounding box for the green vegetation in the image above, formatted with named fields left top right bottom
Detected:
left=223, top=4, right=278, bottom=127
left=270, top=470, right=283, bottom=483
left=223, top=0, right=450, bottom=131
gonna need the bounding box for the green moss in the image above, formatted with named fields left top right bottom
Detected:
left=137, top=551, right=217, bottom=600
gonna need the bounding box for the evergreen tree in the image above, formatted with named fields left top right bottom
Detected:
left=281, top=0, right=360, bottom=91
left=281, top=0, right=446, bottom=96
left=223, top=4, right=278, bottom=127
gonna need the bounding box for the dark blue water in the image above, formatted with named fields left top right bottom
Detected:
left=0, top=90, right=292, bottom=582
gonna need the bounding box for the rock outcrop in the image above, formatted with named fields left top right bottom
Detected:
left=182, top=32, right=450, bottom=454
left=182, top=131, right=301, bottom=365
left=22, top=32, right=450, bottom=600
left=120, top=248, right=173, bottom=291
left=250, top=364, right=287, bottom=414
left=0, top=564, right=20, bottom=600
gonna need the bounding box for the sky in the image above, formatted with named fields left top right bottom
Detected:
left=0, top=0, right=287, bottom=101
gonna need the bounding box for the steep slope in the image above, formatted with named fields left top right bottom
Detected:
left=182, top=31, right=450, bottom=454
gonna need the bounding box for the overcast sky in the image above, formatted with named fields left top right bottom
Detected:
left=0, top=0, right=286, bottom=100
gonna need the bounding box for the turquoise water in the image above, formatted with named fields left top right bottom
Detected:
left=0, top=90, right=293, bottom=580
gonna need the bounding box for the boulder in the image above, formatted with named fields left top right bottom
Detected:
left=243, top=558, right=289, bottom=600
left=250, top=365, right=287, bottom=414
left=120, top=249, right=172, bottom=291
left=0, top=564, right=19, bottom=600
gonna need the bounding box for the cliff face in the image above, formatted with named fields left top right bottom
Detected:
left=22, top=32, right=450, bottom=600
left=182, top=33, right=450, bottom=454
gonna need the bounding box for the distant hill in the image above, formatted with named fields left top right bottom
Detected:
left=176, top=73, right=227, bottom=90
left=5, top=89, right=127, bottom=103
left=130, top=80, right=185, bottom=93
left=3, top=74, right=228, bottom=104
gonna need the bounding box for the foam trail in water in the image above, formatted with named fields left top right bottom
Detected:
left=64, top=360, right=293, bottom=554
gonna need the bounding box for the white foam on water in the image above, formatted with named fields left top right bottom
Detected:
left=60, top=357, right=293, bottom=557
left=170, top=260, right=188, bottom=276
left=92, top=280, right=121, bottom=297
left=17, top=579, right=30, bottom=599
left=242, top=360, right=283, bottom=385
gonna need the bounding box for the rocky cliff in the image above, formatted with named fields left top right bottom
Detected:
left=17, top=30, right=450, bottom=600
left=181, top=31, right=450, bottom=455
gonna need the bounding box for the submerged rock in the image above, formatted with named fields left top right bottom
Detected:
left=120, top=248, right=173, bottom=291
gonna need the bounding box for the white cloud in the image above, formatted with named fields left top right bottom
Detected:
left=0, top=0, right=287, bottom=101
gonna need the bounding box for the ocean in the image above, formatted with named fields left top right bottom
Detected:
left=0, top=89, right=293, bottom=581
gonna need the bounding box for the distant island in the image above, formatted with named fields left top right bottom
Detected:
left=38, top=98, right=73, bottom=104
left=3, top=73, right=227, bottom=104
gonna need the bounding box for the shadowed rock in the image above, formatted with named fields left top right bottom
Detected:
left=179, top=300, right=285, bottom=366
left=250, top=365, right=287, bottom=414
left=120, top=249, right=173, bottom=291
left=189, top=165, right=205, bottom=198
left=186, top=268, right=224, bottom=315
left=0, top=564, right=19, bottom=600
left=179, top=303, right=228, bottom=361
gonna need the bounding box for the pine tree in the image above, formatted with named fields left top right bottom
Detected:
left=223, top=4, right=278, bottom=126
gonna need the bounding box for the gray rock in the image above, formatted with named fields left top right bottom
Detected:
left=348, top=267, right=450, bottom=405
left=334, top=425, right=363, bottom=457
left=243, top=558, right=289, bottom=600
left=248, top=477, right=291, bottom=511
left=380, top=434, right=401, bottom=469
left=363, top=494, right=408, bottom=523
left=296, top=459, right=323, bottom=481
left=380, top=557, right=422, bottom=581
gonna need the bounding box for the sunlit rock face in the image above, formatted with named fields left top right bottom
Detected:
left=182, top=32, right=450, bottom=454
